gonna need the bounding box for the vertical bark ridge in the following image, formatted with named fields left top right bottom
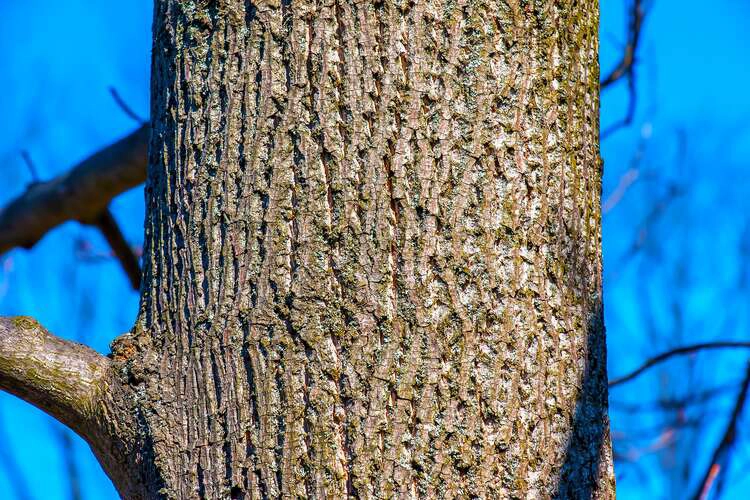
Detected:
left=122, top=0, right=614, bottom=497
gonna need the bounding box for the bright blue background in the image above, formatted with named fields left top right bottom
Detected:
left=0, top=1, right=749, bottom=498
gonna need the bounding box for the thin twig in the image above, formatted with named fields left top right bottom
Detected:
left=20, top=151, right=40, bottom=182
left=109, top=87, right=146, bottom=124
left=600, top=0, right=648, bottom=139
left=616, top=184, right=682, bottom=267
left=610, top=342, right=750, bottom=387
left=601, top=0, right=646, bottom=89
left=93, top=209, right=141, bottom=291
left=691, top=362, right=750, bottom=500
left=602, top=134, right=649, bottom=214
left=601, top=65, right=638, bottom=138
left=603, top=168, right=639, bottom=214
left=610, top=380, right=742, bottom=413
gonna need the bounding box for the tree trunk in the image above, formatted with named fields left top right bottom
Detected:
left=1, top=0, right=615, bottom=498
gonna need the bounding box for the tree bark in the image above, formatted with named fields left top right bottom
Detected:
left=0, top=317, right=109, bottom=435
left=0, top=318, right=143, bottom=498
left=1, top=0, right=615, bottom=498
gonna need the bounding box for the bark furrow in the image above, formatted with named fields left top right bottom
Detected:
left=104, top=1, right=616, bottom=497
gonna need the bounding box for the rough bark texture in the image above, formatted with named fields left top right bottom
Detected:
left=0, top=317, right=144, bottom=498
left=0, top=317, right=109, bottom=434
left=99, top=0, right=615, bottom=497
left=0, top=0, right=615, bottom=498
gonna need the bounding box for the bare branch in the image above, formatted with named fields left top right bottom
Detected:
left=600, top=0, right=648, bottom=139
left=613, top=184, right=682, bottom=272
left=0, top=317, right=146, bottom=499
left=93, top=210, right=142, bottom=290
left=109, top=87, right=146, bottom=125
left=603, top=168, right=639, bottom=214
left=610, top=380, right=742, bottom=414
left=601, top=0, right=646, bottom=89
left=20, top=151, right=40, bottom=182
left=601, top=67, right=638, bottom=139
left=0, top=125, right=149, bottom=255
left=691, top=363, right=750, bottom=500
left=609, top=342, right=750, bottom=387
left=0, top=316, right=111, bottom=436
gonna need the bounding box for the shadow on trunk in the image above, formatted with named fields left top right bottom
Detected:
left=554, top=269, right=612, bottom=497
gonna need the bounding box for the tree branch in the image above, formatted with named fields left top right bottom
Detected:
left=94, top=210, right=142, bottom=290
left=0, top=317, right=145, bottom=498
left=0, top=125, right=149, bottom=255
left=600, top=0, right=647, bottom=139
left=600, top=0, right=645, bottom=89
left=0, top=316, right=111, bottom=436
left=691, top=362, right=750, bottom=500
left=609, top=341, right=750, bottom=387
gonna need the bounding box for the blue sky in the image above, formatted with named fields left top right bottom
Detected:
left=601, top=1, right=750, bottom=498
left=1, top=0, right=749, bottom=498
